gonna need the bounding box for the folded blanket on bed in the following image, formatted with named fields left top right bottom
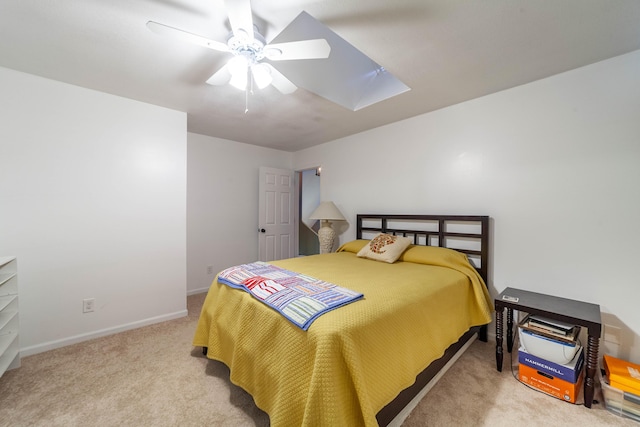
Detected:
left=217, top=261, right=364, bottom=330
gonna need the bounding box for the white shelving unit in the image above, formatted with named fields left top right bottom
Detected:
left=0, top=256, right=19, bottom=377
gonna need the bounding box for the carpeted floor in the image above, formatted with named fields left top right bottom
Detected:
left=0, top=293, right=635, bottom=426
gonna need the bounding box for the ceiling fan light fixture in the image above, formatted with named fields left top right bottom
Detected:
left=229, top=71, right=248, bottom=90
left=227, top=55, right=248, bottom=75
left=227, top=55, right=249, bottom=90
left=251, top=63, right=272, bottom=89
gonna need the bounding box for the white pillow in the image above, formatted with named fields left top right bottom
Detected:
left=356, top=233, right=412, bottom=263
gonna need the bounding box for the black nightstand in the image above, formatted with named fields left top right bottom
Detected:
left=494, top=287, right=601, bottom=408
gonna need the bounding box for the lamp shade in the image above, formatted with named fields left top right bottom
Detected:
left=309, top=201, right=345, bottom=221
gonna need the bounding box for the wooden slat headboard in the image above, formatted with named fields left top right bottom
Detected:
left=356, top=214, right=490, bottom=283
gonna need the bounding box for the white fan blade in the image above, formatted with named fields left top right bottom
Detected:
left=266, top=64, right=297, bottom=94
left=264, top=39, right=330, bottom=61
left=206, top=64, right=232, bottom=86
left=147, top=21, right=229, bottom=53
left=224, top=0, right=254, bottom=41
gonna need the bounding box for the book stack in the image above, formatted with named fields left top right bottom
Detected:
left=518, top=315, right=584, bottom=403
left=520, top=315, right=580, bottom=344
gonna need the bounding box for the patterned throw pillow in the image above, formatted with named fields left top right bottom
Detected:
left=356, top=233, right=412, bottom=263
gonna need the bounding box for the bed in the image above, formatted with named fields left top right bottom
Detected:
left=193, top=214, right=492, bottom=426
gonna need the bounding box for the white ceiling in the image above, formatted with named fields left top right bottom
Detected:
left=1, top=0, right=639, bottom=152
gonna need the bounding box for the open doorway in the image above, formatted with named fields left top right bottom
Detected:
left=296, top=167, right=321, bottom=256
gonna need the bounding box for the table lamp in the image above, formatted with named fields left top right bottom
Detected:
left=308, top=201, right=346, bottom=254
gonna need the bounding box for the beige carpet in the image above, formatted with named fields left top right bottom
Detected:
left=0, top=293, right=635, bottom=426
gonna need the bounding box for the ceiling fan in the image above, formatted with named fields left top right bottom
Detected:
left=148, top=0, right=409, bottom=111
left=147, top=0, right=331, bottom=94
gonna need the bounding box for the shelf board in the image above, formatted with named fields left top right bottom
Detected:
left=0, top=272, right=16, bottom=288
left=0, top=335, right=19, bottom=376
left=0, top=332, right=17, bottom=356
left=0, top=257, right=16, bottom=269
left=0, top=295, right=17, bottom=312
left=0, top=310, right=18, bottom=333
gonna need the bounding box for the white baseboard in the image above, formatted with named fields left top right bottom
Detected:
left=20, top=309, right=188, bottom=357
left=187, top=287, right=210, bottom=296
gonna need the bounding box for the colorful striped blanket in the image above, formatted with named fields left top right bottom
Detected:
left=217, top=261, right=364, bottom=330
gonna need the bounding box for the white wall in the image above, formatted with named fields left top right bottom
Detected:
left=0, top=67, right=187, bottom=355
left=187, top=133, right=292, bottom=294
left=293, top=50, right=640, bottom=361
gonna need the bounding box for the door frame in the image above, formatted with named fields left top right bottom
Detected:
left=294, top=166, right=322, bottom=256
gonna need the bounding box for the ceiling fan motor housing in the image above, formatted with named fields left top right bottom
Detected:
left=226, top=27, right=269, bottom=62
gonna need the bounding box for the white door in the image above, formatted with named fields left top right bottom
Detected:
left=258, top=167, right=295, bottom=261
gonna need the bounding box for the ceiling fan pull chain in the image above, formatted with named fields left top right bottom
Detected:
left=244, top=66, right=250, bottom=114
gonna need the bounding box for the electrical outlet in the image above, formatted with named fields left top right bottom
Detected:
left=207, top=265, right=213, bottom=275
left=83, top=298, right=95, bottom=313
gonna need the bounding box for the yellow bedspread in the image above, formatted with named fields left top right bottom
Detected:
left=193, top=242, right=493, bottom=426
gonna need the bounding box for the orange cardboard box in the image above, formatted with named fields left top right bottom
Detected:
left=519, top=363, right=583, bottom=403
left=604, top=354, right=640, bottom=396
